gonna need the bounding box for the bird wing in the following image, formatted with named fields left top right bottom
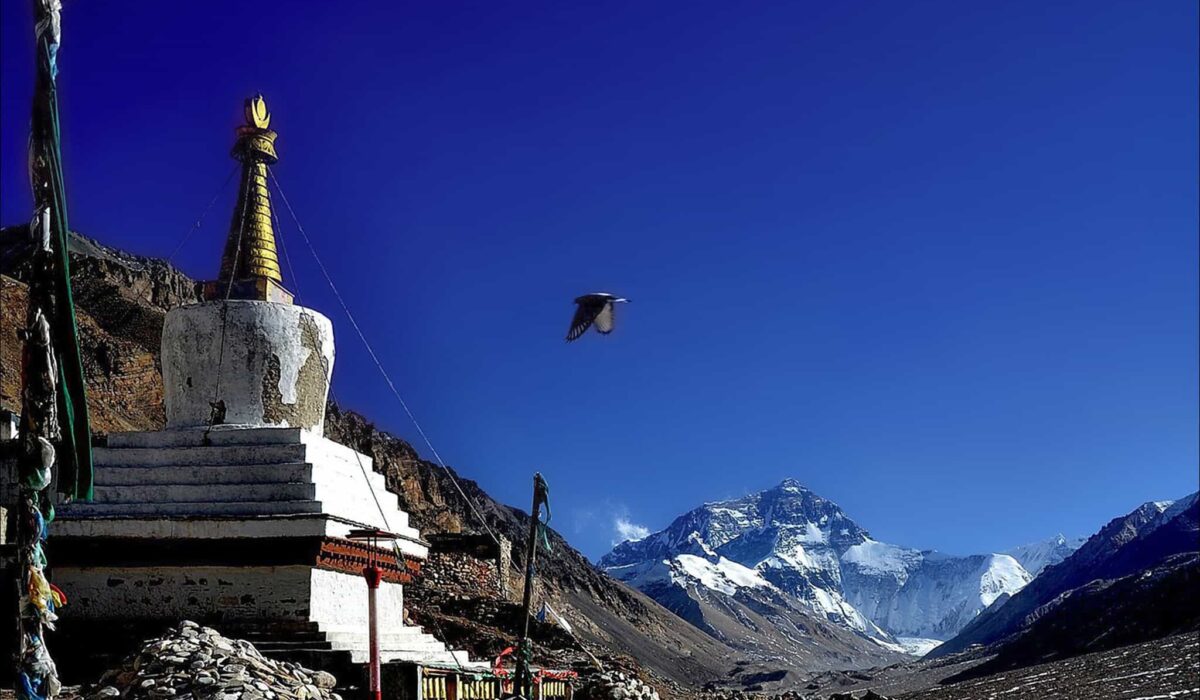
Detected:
left=594, top=301, right=615, bottom=334
left=566, top=299, right=603, bottom=341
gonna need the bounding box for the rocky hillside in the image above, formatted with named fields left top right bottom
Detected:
left=600, top=480, right=1032, bottom=657
left=0, top=227, right=744, bottom=691
left=1, top=229, right=197, bottom=432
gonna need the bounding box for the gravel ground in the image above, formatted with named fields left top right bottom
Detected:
left=902, top=632, right=1199, bottom=700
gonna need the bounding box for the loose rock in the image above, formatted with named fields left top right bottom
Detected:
left=575, top=671, right=661, bottom=700
left=87, top=622, right=340, bottom=700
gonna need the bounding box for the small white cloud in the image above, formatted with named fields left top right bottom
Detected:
left=613, top=517, right=650, bottom=545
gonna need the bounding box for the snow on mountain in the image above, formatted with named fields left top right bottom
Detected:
left=1156, top=492, right=1198, bottom=527
left=841, top=546, right=1032, bottom=640
left=1003, top=534, right=1087, bottom=577
left=610, top=551, right=771, bottom=597
left=600, top=479, right=1033, bottom=651
left=604, top=527, right=907, bottom=670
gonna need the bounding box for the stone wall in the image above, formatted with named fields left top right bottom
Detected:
left=421, top=533, right=513, bottom=600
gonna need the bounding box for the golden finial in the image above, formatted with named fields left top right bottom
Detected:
left=204, top=94, right=292, bottom=303
left=245, top=94, right=271, bottom=129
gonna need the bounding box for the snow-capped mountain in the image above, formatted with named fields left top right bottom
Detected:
left=606, top=540, right=905, bottom=671
left=600, top=479, right=1032, bottom=653
left=1004, top=534, right=1086, bottom=577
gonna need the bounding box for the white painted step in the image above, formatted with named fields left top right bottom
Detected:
left=79, top=476, right=415, bottom=535
left=372, top=649, right=468, bottom=665
left=108, top=428, right=307, bottom=449
left=94, top=463, right=315, bottom=486
left=330, top=637, right=449, bottom=654
left=92, top=482, right=316, bottom=504
left=324, top=629, right=438, bottom=647
left=57, top=499, right=326, bottom=517
left=96, top=444, right=309, bottom=468
left=94, top=460, right=394, bottom=492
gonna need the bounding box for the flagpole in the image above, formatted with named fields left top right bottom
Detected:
left=514, top=473, right=550, bottom=699
left=15, top=1, right=92, bottom=697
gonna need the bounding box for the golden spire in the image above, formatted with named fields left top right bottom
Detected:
left=206, top=94, right=292, bottom=303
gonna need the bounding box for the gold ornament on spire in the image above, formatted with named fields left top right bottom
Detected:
left=246, top=94, right=271, bottom=129
left=206, top=94, right=292, bottom=303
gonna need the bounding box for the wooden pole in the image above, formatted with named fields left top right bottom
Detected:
left=514, top=473, right=547, bottom=699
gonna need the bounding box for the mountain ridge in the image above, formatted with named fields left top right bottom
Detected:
left=932, top=492, right=1200, bottom=659
left=1002, top=534, right=1086, bottom=577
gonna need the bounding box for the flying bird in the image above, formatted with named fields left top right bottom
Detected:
left=566, top=293, right=630, bottom=342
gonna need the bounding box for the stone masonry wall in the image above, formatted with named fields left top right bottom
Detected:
left=420, top=533, right=512, bottom=601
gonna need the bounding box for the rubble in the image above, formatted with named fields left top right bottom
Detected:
left=575, top=671, right=661, bottom=700
left=695, top=690, right=894, bottom=700
left=85, top=622, right=340, bottom=700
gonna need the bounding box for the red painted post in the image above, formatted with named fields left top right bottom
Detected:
left=364, top=564, right=384, bottom=700
left=348, top=528, right=401, bottom=700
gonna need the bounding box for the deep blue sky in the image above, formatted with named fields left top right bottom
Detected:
left=2, top=1, right=1196, bottom=560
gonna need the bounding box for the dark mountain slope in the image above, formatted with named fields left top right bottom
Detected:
left=933, top=496, right=1199, bottom=659
left=950, top=551, right=1200, bottom=681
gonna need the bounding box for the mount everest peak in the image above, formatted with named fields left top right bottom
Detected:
left=600, top=479, right=1036, bottom=656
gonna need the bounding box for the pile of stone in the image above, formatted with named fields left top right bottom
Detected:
left=699, top=691, right=806, bottom=700
left=87, top=622, right=339, bottom=700
left=574, top=671, right=660, bottom=700
left=698, top=690, right=893, bottom=700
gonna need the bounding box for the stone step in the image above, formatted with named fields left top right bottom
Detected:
left=94, top=460, right=395, bottom=494
left=58, top=492, right=417, bottom=537
left=87, top=477, right=411, bottom=532
left=331, top=638, right=450, bottom=654
left=337, top=641, right=452, bottom=657
left=221, top=622, right=325, bottom=639
left=323, top=629, right=438, bottom=647
left=94, top=463, right=315, bottom=486
left=372, top=648, right=469, bottom=666
left=108, top=428, right=307, bottom=449
left=252, top=639, right=335, bottom=651
left=95, top=443, right=309, bottom=468
left=57, top=499, right=326, bottom=518
left=92, top=482, right=316, bottom=504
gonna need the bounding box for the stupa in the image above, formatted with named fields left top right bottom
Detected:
left=53, top=96, right=474, bottom=670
